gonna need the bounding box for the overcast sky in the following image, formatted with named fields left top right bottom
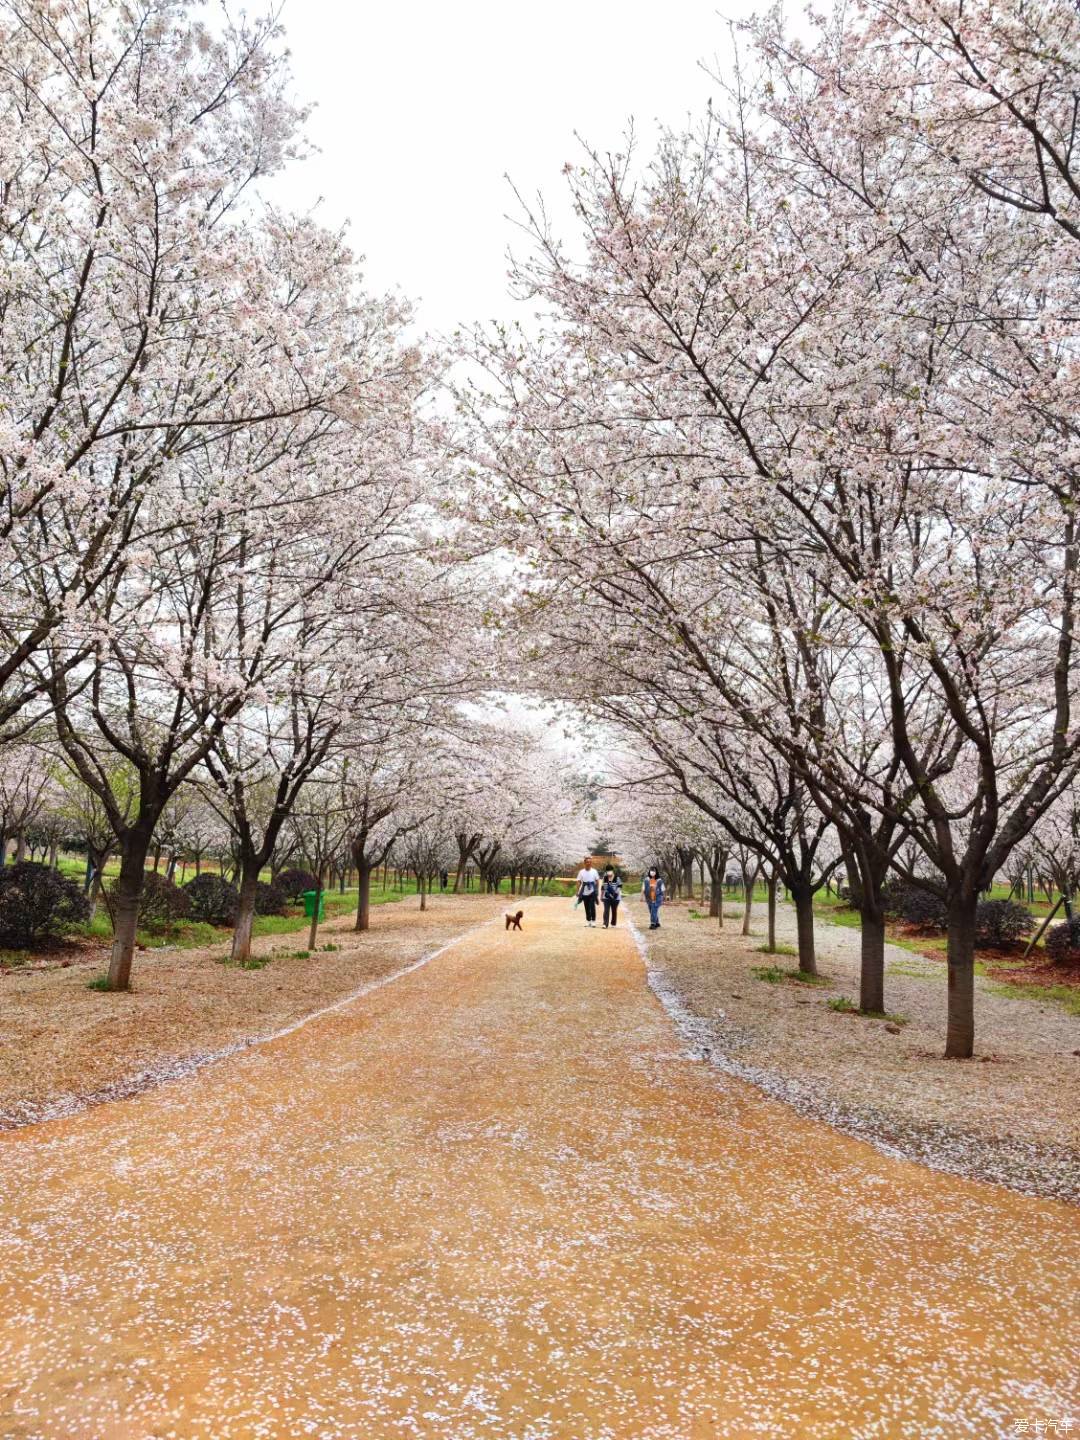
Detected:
left=268, top=0, right=749, bottom=338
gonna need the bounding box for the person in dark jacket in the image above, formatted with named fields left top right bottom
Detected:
left=642, top=867, right=665, bottom=928
left=601, top=870, right=622, bottom=928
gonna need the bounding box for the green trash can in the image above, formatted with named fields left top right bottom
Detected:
left=301, top=889, right=325, bottom=921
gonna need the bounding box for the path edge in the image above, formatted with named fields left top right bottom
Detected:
left=0, top=915, right=501, bottom=1135
left=626, top=909, right=1080, bottom=1207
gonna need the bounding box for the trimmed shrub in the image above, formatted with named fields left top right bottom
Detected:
left=275, top=868, right=317, bottom=903
left=1046, top=915, right=1080, bottom=966
left=0, top=862, right=91, bottom=944
left=882, top=881, right=948, bottom=930
left=974, top=898, right=1034, bottom=950
left=254, top=881, right=286, bottom=917
left=184, top=872, right=239, bottom=926
left=109, top=870, right=190, bottom=926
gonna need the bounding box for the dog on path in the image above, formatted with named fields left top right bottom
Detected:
left=505, top=910, right=524, bottom=931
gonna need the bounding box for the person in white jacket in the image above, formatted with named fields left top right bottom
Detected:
left=575, top=860, right=601, bottom=927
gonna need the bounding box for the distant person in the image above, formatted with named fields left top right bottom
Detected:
left=642, top=867, right=665, bottom=929
left=576, top=858, right=601, bottom=927
left=601, top=869, right=622, bottom=928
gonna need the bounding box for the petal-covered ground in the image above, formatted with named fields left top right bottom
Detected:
left=643, top=899, right=1080, bottom=1202
left=0, top=899, right=1076, bottom=1439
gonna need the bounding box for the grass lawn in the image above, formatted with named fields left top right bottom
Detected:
left=59, top=885, right=391, bottom=955
left=3, top=867, right=576, bottom=961
left=811, top=891, right=862, bottom=929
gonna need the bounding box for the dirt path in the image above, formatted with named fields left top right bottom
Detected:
left=1, top=900, right=1076, bottom=1439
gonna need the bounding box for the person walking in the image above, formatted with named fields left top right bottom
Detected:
left=601, top=869, right=622, bottom=928
left=642, top=867, right=665, bottom=929
left=576, top=857, right=601, bottom=927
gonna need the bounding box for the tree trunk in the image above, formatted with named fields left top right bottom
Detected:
left=86, top=847, right=109, bottom=917
left=742, top=876, right=754, bottom=936
left=792, top=885, right=817, bottom=976
left=14, top=833, right=26, bottom=864
left=354, top=859, right=373, bottom=933
left=945, top=894, right=977, bottom=1059
left=766, top=874, right=777, bottom=951
left=859, top=909, right=886, bottom=1014
left=419, top=874, right=427, bottom=911
left=107, top=837, right=153, bottom=991
left=231, top=862, right=261, bottom=965
left=714, top=852, right=728, bottom=927
left=0, top=829, right=6, bottom=867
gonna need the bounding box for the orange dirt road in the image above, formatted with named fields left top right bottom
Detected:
left=0, top=900, right=1076, bottom=1439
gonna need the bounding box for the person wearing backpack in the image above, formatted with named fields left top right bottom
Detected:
left=601, top=870, right=622, bottom=928
left=642, top=868, right=665, bottom=929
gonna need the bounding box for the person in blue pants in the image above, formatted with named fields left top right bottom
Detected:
left=642, top=867, right=665, bottom=929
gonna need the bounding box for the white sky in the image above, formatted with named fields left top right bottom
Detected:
left=268, top=0, right=748, bottom=338
left=265, top=1, right=751, bottom=787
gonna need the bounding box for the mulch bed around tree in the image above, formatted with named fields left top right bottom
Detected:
left=981, top=953, right=1080, bottom=990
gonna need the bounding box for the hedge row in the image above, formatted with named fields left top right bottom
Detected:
left=0, top=863, right=289, bottom=945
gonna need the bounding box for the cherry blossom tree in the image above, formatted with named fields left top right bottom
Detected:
left=287, top=764, right=353, bottom=952
left=744, top=0, right=1080, bottom=1048
left=399, top=817, right=455, bottom=912
left=0, top=0, right=320, bottom=731
left=1026, top=793, right=1080, bottom=920
left=458, top=10, right=1080, bottom=1055
left=341, top=710, right=467, bottom=932
left=202, top=549, right=454, bottom=963
left=850, top=0, right=1080, bottom=245
left=39, top=343, right=427, bottom=992
left=1, top=0, right=437, bottom=989
left=0, top=743, right=55, bottom=865
left=169, top=794, right=227, bottom=884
